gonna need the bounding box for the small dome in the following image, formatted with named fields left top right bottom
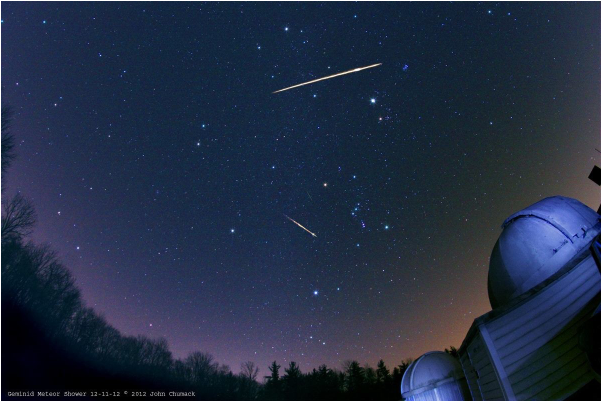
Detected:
left=488, top=196, right=600, bottom=309
left=401, top=351, right=467, bottom=400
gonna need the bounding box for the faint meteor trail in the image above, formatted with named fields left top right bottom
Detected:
left=284, top=214, right=317, bottom=237
left=272, top=63, right=382, bottom=94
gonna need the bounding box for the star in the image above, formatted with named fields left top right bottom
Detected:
left=313, top=290, right=318, bottom=296
left=230, top=228, right=235, bottom=233
left=284, top=27, right=289, bottom=31
left=370, top=98, right=376, bottom=104
left=323, top=182, right=328, bottom=187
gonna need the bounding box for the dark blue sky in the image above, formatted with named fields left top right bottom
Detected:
left=2, top=2, right=599, bottom=373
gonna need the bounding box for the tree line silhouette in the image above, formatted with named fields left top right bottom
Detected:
left=2, top=107, right=457, bottom=400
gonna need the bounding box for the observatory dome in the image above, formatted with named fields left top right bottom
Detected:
left=488, top=196, right=600, bottom=309
left=400, top=351, right=469, bottom=401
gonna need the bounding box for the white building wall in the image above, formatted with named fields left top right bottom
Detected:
left=460, top=253, right=601, bottom=401
left=486, top=255, right=600, bottom=400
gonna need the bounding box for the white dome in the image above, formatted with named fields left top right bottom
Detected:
left=400, top=351, right=465, bottom=399
left=488, top=196, right=600, bottom=309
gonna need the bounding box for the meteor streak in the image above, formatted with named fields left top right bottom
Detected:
left=284, top=214, right=317, bottom=237
left=273, top=63, right=382, bottom=94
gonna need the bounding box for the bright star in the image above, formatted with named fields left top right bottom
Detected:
left=313, top=290, right=318, bottom=296
left=323, top=182, right=328, bottom=187
left=384, top=225, right=389, bottom=230
left=285, top=27, right=289, bottom=31
left=230, top=228, right=235, bottom=233
left=370, top=98, right=376, bottom=104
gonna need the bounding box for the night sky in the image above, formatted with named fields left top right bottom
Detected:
left=2, top=2, right=600, bottom=374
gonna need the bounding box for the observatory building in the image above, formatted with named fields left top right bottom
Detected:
left=400, top=351, right=472, bottom=401
left=403, top=196, right=601, bottom=400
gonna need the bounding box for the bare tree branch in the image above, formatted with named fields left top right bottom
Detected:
left=240, top=361, right=259, bottom=381
left=1, top=105, right=15, bottom=176
left=2, top=193, right=37, bottom=241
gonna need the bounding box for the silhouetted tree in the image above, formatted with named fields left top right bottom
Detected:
left=1, top=105, right=15, bottom=176
left=364, top=363, right=376, bottom=384
left=374, top=359, right=394, bottom=400
left=265, top=360, right=281, bottom=383
left=239, top=361, right=260, bottom=400
left=376, top=359, right=390, bottom=383
left=185, top=351, right=219, bottom=388
left=445, top=345, right=459, bottom=359
left=343, top=360, right=365, bottom=400
left=392, top=357, right=413, bottom=398
left=2, top=193, right=36, bottom=242
left=282, top=361, right=303, bottom=400
left=241, top=360, right=259, bottom=381
left=0, top=98, right=36, bottom=242
left=306, top=364, right=343, bottom=401
left=1, top=108, right=258, bottom=400
left=263, top=361, right=282, bottom=401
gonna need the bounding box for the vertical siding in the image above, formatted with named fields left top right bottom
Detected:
left=460, top=351, right=482, bottom=401
left=485, top=256, right=600, bottom=401
left=462, top=332, right=504, bottom=401
left=459, top=352, right=482, bottom=401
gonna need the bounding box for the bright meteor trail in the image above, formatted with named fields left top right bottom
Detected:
left=272, top=63, right=382, bottom=94
left=284, top=214, right=317, bottom=237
